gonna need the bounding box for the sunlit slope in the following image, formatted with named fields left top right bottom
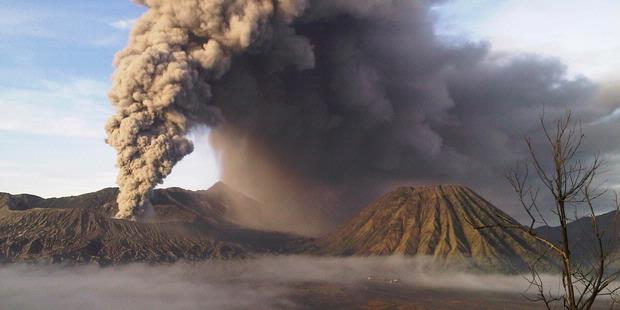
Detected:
left=311, top=185, right=550, bottom=272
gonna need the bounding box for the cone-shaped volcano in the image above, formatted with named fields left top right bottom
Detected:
left=312, top=185, right=550, bottom=272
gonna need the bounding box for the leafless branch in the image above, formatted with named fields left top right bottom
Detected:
left=471, top=111, right=620, bottom=310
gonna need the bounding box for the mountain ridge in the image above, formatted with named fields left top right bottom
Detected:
left=1, top=183, right=554, bottom=272
left=0, top=184, right=302, bottom=265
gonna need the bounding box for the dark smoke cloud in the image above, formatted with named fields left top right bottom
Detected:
left=107, top=0, right=619, bottom=232
left=207, top=0, right=613, bottom=231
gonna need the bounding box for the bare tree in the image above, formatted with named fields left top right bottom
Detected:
left=473, top=112, right=620, bottom=309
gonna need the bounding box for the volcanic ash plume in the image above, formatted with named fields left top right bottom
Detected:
left=105, top=0, right=312, bottom=219
left=106, top=0, right=603, bottom=231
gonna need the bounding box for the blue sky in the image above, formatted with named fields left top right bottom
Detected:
left=0, top=0, right=618, bottom=197
left=0, top=0, right=220, bottom=197
left=433, top=0, right=620, bottom=80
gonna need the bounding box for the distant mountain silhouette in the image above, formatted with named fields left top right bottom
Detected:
left=535, top=210, right=620, bottom=261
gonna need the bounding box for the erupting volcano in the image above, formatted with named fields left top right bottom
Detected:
left=105, top=0, right=598, bottom=226
left=2, top=0, right=620, bottom=308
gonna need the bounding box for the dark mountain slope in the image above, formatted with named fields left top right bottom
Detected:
left=535, top=210, right=620, bottom=261
left=0, top=184, right=301, bottom=265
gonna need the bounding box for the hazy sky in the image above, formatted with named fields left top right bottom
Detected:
left=0, top=0, right=618, bottom=198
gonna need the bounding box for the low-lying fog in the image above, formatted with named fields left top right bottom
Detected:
left=0, top=256, right=562, bottom=310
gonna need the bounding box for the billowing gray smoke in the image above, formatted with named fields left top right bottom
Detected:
left=106, top=0, right=311, bottom=219
left=107, top=0, right=618, bottom=228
